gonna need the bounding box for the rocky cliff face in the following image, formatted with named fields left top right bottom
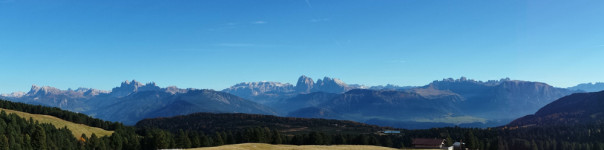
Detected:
left=222, top=75, right=355, bottom=103
left=110, top=80, right=162, bottom=97
left=295, top=75, right=314, bottom=93
left=313, top=77, right=350, bottom=93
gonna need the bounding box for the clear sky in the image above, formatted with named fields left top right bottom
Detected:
left=1, top=0, right=604, bottom=93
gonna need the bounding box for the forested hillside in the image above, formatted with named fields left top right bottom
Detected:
left=0, top=100, right=123, bottom=131
left=136, top=112, right=500, bottom=149
left=0, top=108, right=113, bottom=138
left=1, top=97, right=603, bottom=150
left=136, top=112, right=387, bottom=134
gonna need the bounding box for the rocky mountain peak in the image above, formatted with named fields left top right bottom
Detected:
left=0, top=91, right=26, bottom=98
left=27, top=84, right=61, bottom=96
left=313, top=77, right=349, bottom=93
left=295, top=75, right=314, bottom=93
left=111, top=80, right=161, bottom=97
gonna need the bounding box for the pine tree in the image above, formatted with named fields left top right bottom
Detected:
left=214, top=132, right=224, bottom=146
left=190, top=133, right=201, bottom=148
left=271, top=130, right=282, bottom=144
left=383, top=137, right=393, bottom=147
left=200, top=134, right=211, bottom=147
left=446, top=135, right=453, bottom=146
left=32, top=125, right=47, bottom=150
left=176, top=130, right=191, bottom=148
left=309, top=132, right=323, bottom=145
left=334, top=135, right=346, bottom=145
left=88, top=133, right=100, bottom=150
left=154, top=131, right=170, bottom=149
left=465, top=131, right=478, bottom=150
left=109, top=133, right=123, bottom=150
left=0, top=135, right=8, bottom=150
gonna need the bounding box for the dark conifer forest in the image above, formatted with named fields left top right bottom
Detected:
left=1, top=99, right=603, bottom=150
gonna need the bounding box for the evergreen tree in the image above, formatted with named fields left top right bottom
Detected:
left=199, top=134, right=211, bottom=147
left=176, top=130, right=191, bottom=148
left=190, top=133, right=201, bottom=148
left=465, top=131, right=478, bottom=150
left=88, top=133, right=100, bottom=150
left=214, top=132, right=224, bottom=146
left=154, top=131, right=170, bottom=149
left=446, top=135, right=453, bottom=146
left=334, top=135, right=346, bottom=145
left=383, top=137, right=393, bottom=147
left=309, top=132, right=323, bottom=145
left=271, top=130, right=282, bottom=144
left=32, top=125, right=47, bottom=150
left=109, top=133, right=123, bottom=150
left=0, top=135, right=8, bottom=150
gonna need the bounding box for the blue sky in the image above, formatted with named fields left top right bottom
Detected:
left=1, top=0, right=603, bottom=93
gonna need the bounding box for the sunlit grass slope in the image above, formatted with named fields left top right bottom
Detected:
left=0, top=108, right=113, bottom=138
left=189, top=143, right=400, bottom=150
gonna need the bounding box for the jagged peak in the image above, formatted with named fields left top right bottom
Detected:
left=26, top=84, right=62, bottom=95
left=318, top=77, right=347, bottom=86
left=296, top=75, right=314, bottom=84
left=121, top=80, right=144, bottom=87
left=298, top=75, right=312, bottom=80
left=1, top=91, right=26, bottom=98
left=30, top=84, right=40, bottom=91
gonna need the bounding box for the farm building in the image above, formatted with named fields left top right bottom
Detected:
left=412, top=138, right=446, bottom=149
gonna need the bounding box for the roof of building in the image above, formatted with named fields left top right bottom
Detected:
left=412, top=138, right=445, bottom=145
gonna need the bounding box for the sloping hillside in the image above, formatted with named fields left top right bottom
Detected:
left=508, top=90, right=604, bottom=127
left=136, top=112, right=390, bottom=134
left=0, top=108, right=113, bottom=138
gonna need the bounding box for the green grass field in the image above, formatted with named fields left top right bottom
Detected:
left=189, top=143, right=400, bottom=150
left=0, top=108, right=113, bottom=138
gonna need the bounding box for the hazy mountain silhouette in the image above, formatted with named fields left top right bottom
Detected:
left=2, top=80, right=276, bottom=124
left=567, top=82, right=604, bottom=92
left=287, top=77, right=576, bottom=128
left=222, top=75, right=354, bottom=104
left=508, top=90, right=604, bottom=127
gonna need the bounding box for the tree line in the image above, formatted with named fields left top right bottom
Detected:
left=0, top=100, right=124, bottom=131
left=1, top=99, right=604, bottom=150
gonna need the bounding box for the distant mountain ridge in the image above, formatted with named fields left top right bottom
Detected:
left=0, top=76, right=583, bottom=128
left=508, top=90, right=604, bottom=127
left=1, top=80, right=276, bottom=124
left=567, top=82, right=604, bottom=92
left=221, top=75, right=407, bottom=104
left=221, top=75, right=355, bottom=103
left=288, top=77, right=576, bottom=128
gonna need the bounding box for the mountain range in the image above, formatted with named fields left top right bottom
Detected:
left=1, top=76, right=602, bottom=128
left=1, top=80, right=276, bottom=124
left=221, top=76, right=358, bottom=104
left=567, top=82, right=604, bottom=92
left=286, top=78, right=576, bottom=128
